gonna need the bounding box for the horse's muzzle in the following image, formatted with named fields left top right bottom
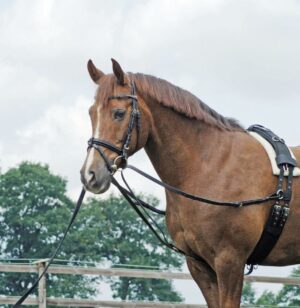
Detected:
left=80, top=160, right=111, bottom=194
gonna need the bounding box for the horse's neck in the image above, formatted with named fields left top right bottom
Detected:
left=144, top=99, right=233, bottom=187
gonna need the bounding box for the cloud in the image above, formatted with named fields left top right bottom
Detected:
left=8, top=95, right=89, bottom=192
left=17, top=96, right=89, bottom=143
left=1, top=0, right=300, bottom=192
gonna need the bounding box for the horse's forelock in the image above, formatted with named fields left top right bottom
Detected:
left=95, top=75, right=115, bottom=106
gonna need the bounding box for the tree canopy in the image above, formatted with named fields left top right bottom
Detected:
left=242, top=268, right=300, bottom=306
left=79, top=195, right=183, bottom=301
left=0, top=162, right=184, bottom=303
left=0, top=162, right=96, bottom=298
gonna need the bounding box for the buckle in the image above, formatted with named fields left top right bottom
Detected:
left=276, top=189, right=284, bottom=200
left=272, top=136, right=285, bottom=143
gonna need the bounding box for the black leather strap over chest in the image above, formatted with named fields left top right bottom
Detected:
left=246, top=125, right=297, bottom=270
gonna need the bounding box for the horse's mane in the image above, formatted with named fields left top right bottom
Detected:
left=131, top=73, right=244, bottom=131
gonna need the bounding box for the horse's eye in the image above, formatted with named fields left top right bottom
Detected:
left=113, top=109, right=126, bottom=120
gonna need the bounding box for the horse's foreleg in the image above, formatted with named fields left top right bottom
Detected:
left=187, top=258, right=220, bottom=308
left=214, top=252, right=245, bottom=308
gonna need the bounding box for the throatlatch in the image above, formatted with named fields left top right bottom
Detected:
left=246, top=125, right=297, bottom=273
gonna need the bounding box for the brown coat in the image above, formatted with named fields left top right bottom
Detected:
left=81, top=59, right=300, bottom=308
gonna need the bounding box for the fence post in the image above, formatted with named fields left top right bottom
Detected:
left=33, top=259, right=48, bottom=308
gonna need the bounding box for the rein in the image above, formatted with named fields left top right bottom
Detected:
left=125, top=164, right=282, bottom=207
left=88, top=82, right=284, bottom=208
left=87, top=82, right=286, bottom=263
left=13, top=188, right=86, bottom=308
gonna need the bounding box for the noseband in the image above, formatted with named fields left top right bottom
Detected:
left=87, top=82, right=141, bottom=174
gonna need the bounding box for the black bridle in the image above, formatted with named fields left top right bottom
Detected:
left=87, top=82, right=141, bottom=174
left=87, top=82, right=283, bottom=208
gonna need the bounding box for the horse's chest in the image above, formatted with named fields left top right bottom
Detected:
left=165, top=197, right=225, bottom=256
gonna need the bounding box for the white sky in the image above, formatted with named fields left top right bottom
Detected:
left=1, top=0, right=300, bottom=304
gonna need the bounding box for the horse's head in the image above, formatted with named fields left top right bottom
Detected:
left=80, top=59, right=150, bottom=193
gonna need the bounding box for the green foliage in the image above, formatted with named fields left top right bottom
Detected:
left=73, top=195, right=184, bottom=301
left=111, top=278, right=182, bottom=302
left=274, top=267, right=300, bottom=306
left=241, top=282, right=255, bottom=305
left=0, top=162, right=183, bottom=302
left=0, top=162, right=96, bottom=298
left=241, top=275, right=300, bottom=307
left=255, top=290, right=278, bottom=306
left=242, top=282, right=279, bottom=306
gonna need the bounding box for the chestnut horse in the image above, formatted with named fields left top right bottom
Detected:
left=80, top=59, right=300, bottom=307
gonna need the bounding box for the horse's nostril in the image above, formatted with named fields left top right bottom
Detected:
left=88, top=170, right=96, bottom=183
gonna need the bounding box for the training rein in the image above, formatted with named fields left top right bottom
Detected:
left=13, top=82, right=288, bottom=307
left=86, top=82, right=287, bottom=259
left=88, top=82, right=284, bottom=208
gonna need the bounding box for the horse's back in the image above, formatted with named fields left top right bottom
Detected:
left=291, top=145, right=300, bottom=160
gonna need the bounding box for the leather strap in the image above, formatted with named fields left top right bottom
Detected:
left=246, top=125, right=295, bottom=273
left=112, top=176, right=208, bottom=265
left=13, top=188, right=86, bottom=307
left=126, top=165, right=281, bottom=207
left=247, top=168, right=286, bottom=267
left=88, top=138, right=122, bottom=156
left=88, top=82, right=141, bottom=170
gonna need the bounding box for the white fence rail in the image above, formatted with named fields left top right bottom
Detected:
left=0, top=262, right=299, bottom=307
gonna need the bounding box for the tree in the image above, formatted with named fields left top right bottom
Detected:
left=0, top=162, right=184, bottom=303
left=275, top=267, right=300, bottom=306
left=241, top=282, right=255, bottom=305
left=241, top=276, right=299, bottom=306
left=255, top=290, right=278, bottom=305
left=0, top=162, right=97, bottom=300
left=73, top=195, right=184, bottom=302
left=242, top=282, right=279, bottom=306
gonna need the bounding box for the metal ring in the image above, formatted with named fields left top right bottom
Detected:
left=113, top=155, right=123, bottom=166
left=276, top=189, right=284, bottom=200
left=111, top=155, right=127, bottom=174
left=272, top=136, right=285, bottom=143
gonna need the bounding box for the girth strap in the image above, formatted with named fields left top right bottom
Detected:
left=246, top=125, right=296, bottom=273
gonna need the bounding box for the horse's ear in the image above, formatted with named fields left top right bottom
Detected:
left=87, top=60, right=105, bottom=83
left=111, top=58, right=125, bottom=85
